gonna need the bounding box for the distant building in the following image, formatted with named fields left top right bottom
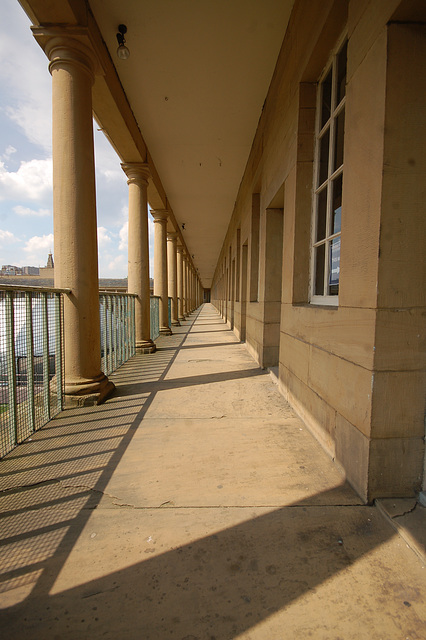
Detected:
left=1, top=265, right=22, bottom=276
left=1, top=265, right=40, bottom=276
left=22, top=266, right=40, bottom=275
left=39, top=253, right=54, bottom=278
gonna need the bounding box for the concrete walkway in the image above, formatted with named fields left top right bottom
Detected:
left=0, top=304, right=424, bottom=639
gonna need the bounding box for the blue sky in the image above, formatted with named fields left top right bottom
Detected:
left=0, top=0, right=154, bottom=278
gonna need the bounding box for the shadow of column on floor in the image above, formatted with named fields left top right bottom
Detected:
left=0, top=306, right=419, bottom=638
left=0, top=485, right=399, bottom=639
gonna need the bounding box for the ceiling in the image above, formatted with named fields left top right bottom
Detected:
left=23, top=0, right=294, bottom=287
left=88, top=0, right=294, bottom=287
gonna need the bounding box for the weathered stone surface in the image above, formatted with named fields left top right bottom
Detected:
left=0, top=306, right=424, bottom=639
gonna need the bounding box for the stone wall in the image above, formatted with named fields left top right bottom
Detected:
left=211, top=0, right=426, bottom=502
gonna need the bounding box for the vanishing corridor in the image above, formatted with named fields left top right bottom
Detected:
left=0, top=305, right=424, bottom=639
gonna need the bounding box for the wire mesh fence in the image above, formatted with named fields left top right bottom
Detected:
left=150, top=296, right=160, bottom=340
left=99, top=292, right=136, bottom=376
left=0, top=288, right=150, bottom=458
left=0, top=286, right=64, bottom=458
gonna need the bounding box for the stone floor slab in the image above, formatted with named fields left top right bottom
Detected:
left=0, top=305, right=424, bottom=639
left=98, top=416, right=360, bottom=508
left=1, top=506, right=425, bottom=639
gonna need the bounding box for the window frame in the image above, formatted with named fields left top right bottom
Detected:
left=310, top=36, right=347, bottom=306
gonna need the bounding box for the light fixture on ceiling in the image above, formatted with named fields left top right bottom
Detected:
left=116, top=24, right=130, bottom=60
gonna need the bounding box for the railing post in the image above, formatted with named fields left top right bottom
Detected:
left=25, top=292, right=36, bottom=436
left=41, top=294, right=51, bottom=421
left=150, top=296, right=160, bottom=341
left=54, top=293, right=63, bottom=413
left=113, top=296, right=117, bottom=370
left=117, top=296, right=121, bottom=368
left=119, top=296, right=124, bottom=364
left=123, top=296, right=128, bottom=362
left=129, top=296, right=135, bottom=356
left=5, top=291, right=17, bottom=447
left=107, top=296, right=113, bottom=375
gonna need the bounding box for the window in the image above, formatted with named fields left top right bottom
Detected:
left=311, top=39, right=347, bottom=305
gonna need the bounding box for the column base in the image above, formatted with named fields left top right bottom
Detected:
left=63, top=373, right=115, bottom=407
left=136, top=339, right=157, bottom=354
left=160, top=326, right=173, bottom=336
left=171, top=320, right=181, bottom=327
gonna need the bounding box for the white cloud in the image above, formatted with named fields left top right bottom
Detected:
left=97, top=226, right=113, bottom=248
left=94, top=126, right=125, bottom=182
left=0, top=158, right=52, bottom=201
left=102, top=169, right=123, bottom=180
left=13, top=205, right=51, bottom=217
left=0, top=229, right=18, bottom=245
left=23, top=233, right=54, bottom=265
left=2, top=146, right=17, bottom=163
left=5, top=104, right=51, bottom=153
left=118, top=221, right=128, bottom=251
left=107, top=255, right=126, bottom=274
left=0, top=3, right=52, bottom=152
left=0, top=1, right=155, bottom=281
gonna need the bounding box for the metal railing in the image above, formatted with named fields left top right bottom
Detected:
left=1, top=287, right=158, bottom=457
left=99, top=292, right=136, bottom=376
left=0, top=285, right=65, bottom=458
left=150, top=296, right=160, bottom=340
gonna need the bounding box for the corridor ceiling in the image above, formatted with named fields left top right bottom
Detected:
left=23, top=0, right=295, bottom=288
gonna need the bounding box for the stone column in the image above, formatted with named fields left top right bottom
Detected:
left=190, top=267, right=195, bottom=311
left=190, top=263, right=194, bottom=312
left=192, top=269, right=196, bottom=310
left=184, top=255, right=190, bottom=316
left=35, top=32, right=113, bottom=405
left=167, top=232, right=180, bottom=326
left=188, top=266, right=193, bottom=312
left=151, top=210, right=172, bottom=335
left=182, top=253, right=188, bottom=317
left=177, top=245, right=185, bottom=320
left=122, top=163, right=156, bottom=353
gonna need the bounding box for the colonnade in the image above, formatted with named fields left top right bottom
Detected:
left=33, top=27, right=202, bottom=406
left=151, top=209, right=202, bottom=334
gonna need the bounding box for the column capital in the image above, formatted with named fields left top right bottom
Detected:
left=167, top=231, right=178, bottom=243
left=176, top=245, right=184, bottom=254
left=32, top=26, right=104, bottom=79
left=151, top=209, right=169, bottom=224
left=121, top=162, right=150, bottom=186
